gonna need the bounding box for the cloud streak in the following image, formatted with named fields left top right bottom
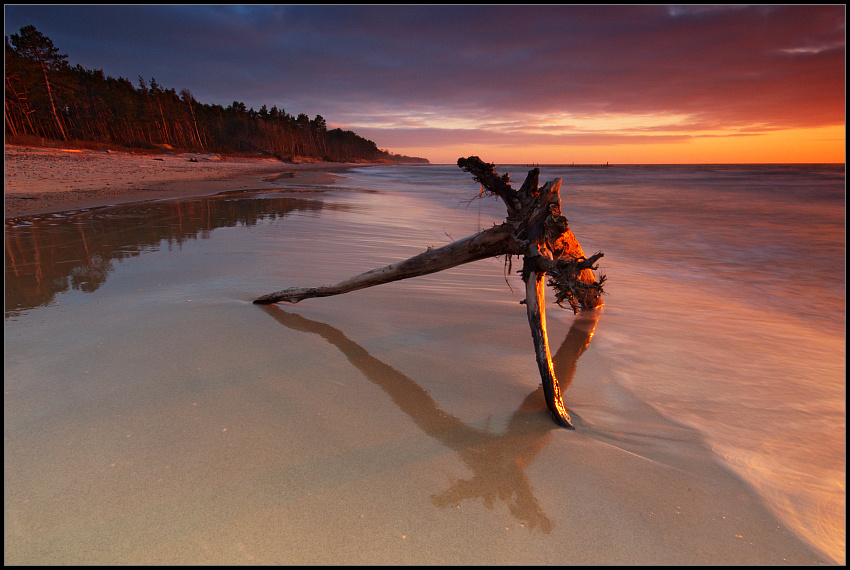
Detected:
left=4, top=5, right=845, bottom=163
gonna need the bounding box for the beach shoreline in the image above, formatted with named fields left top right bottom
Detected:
left=4, top=149, right=839, bottom=564
left=4, top=144, right=371, bottom=218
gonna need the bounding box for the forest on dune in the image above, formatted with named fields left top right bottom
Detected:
left=5, top=25, right=428, bottom=164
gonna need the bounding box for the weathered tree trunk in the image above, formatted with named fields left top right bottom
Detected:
left=254, top=223, right=519, bottom=304
left=525, top=265, right=572, bottom=427
left=254, top=156, right=605, bottom=428
left=40, top=61, right=66, bottom=141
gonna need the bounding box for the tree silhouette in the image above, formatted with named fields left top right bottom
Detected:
left=4, top=25, right=427, bottom=163
left=8, top=25, right=69, bottom=140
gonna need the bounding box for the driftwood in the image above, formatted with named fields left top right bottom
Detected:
left=254, top=156, right=605, bottom=428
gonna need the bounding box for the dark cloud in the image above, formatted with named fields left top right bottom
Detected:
left=4, top=5, right=845, bottom=156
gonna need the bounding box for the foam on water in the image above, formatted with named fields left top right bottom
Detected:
left=5, top=163, right=844, bottom=563
left=342, top=163, right=846, bottom=563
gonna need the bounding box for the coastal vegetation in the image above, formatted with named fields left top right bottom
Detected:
left=4, top=25, right=428, bottom=163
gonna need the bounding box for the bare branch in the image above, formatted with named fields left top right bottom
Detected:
left=254, top=157, right=606, bottom=428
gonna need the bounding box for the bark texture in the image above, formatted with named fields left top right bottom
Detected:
left=254, top=156, right=606, bottom=428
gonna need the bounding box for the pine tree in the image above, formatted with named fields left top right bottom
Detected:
left=8, top=25, right=69, bottom=140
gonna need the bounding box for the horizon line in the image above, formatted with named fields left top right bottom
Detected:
left=423, top=161, right=846, bottom=166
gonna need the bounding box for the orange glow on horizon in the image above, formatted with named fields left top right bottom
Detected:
left=388, top=125, right=845, bottom=165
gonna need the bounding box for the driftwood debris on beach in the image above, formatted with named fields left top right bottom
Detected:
left=254, top=156, right=605, bottom=428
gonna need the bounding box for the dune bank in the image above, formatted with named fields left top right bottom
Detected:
left=4, top=145, right=357, bottom=218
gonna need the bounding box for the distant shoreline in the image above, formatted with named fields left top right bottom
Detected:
left=4, top=144, right=390, bottom=219
left=7, top=146, right=842, bottom=218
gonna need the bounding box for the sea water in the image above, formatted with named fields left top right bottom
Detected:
left=339, top=163, right=846, bottom=562
left=4, top=163, right=844, bottom=563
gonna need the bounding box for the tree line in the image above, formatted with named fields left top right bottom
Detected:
left=4, top=25, right=428, bottom=164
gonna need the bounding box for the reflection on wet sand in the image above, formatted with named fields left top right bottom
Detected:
left=4, top=194, right=354, bottom=317
left=261, top=305, right=600, bottom=532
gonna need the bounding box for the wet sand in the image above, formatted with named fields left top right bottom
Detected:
left=3, top=148, right=833, bottom=564
left=4, top=144, right=358, bottom=218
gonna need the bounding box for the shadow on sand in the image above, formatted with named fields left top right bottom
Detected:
left=260, top=304, right=600, bottom=532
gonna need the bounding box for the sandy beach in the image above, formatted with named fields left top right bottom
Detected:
left=4, top=145, right=357, bottom=218
left=4, top=147, right=837, bottom=564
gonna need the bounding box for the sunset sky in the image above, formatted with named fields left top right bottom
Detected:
left=4, top=5, right=845, bottom=164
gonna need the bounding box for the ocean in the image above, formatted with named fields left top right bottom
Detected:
left=4, top=162, right=844, bottom=563
left=340, top=162, right=846, bottom=562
